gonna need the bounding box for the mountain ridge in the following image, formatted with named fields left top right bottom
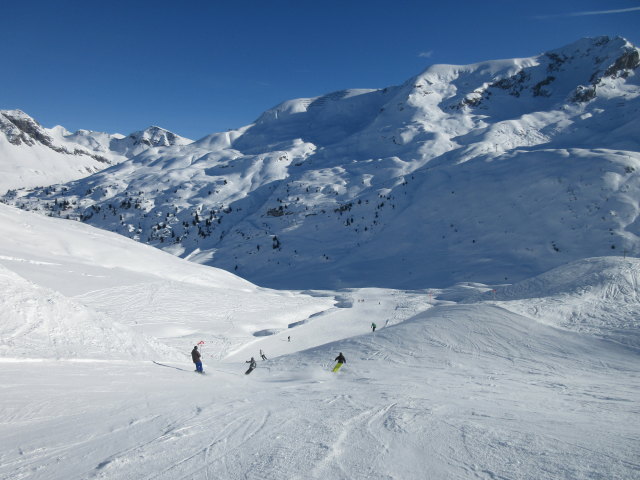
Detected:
left=0, top=110, right=192, bottom=194
left=2, top=35, right=639, bottom=289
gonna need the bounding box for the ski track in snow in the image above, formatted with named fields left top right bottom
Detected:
left=0, top=205, right=639, bottom=479
left=2, top=298, right=638, bottom=480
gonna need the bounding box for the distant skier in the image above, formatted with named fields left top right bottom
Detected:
left=371, top=322, right=377, bottom=332
left=191, top=345, right=204, bottom=374
left=288, top=336, right=291, bottom=342
left=260, top=349, right=268, bottom=361
left=245, top=357, right=257, bottom=375
left=332, top=352, right=346, bottom=372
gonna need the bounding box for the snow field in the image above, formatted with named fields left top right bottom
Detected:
left=489, top=256, right=640, bottom=348
left=0, top=201, right=638, bottom=479
left=1, top=299, right=637, bottom=479
left=0, top=265, right=178, bottom=360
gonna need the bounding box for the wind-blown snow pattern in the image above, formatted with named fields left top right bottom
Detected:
left=4, top=36, right=639, bottom=290
left=1, top=37, right=639, bottom=479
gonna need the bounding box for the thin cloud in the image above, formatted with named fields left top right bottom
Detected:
left=536, top=6, right=640, bottom=19
left=418, top=50, right=434, bottom=58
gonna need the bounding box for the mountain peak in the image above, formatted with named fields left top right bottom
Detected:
left=0, top=112, right=193, bottom=193
left=542, top=35, right=639, bottom=76
left=0, top=109, right=51, bottom=147
left=125, top=126, right=192, bottom=148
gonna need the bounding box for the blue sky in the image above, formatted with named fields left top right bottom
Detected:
left=1, top=0, right=638, bottom=140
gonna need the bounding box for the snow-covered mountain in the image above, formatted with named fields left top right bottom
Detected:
left=0, top=110, right=192, bottom=194
left=52, top=124, right=194, bottom=160
left=3, top=36, right=639, bottom=290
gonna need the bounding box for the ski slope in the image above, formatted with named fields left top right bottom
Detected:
left=0, top=203, right=333, bottom=360
left=0, top=205, right=638, bottom=479
left=1, top=299, right=637, bottom=480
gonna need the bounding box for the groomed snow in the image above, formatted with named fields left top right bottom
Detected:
left=0, top=204, right=638, bottom=479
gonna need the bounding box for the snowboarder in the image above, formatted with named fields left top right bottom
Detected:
left=245, top=357, right=257, bottom=375
left=371, top=322, right=377, bottom=332
left=191, top=345, right=204, bottom=373
left=332, top=352, right=346, bottom=372
left=260, top=349, right=267, bottom=361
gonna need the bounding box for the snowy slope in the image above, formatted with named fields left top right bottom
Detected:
left=0, top=110, right=113, bottom=194
left=4, top=36, right=639, bottom=290
left=0, top=264, right=176, bottom=360
left=0, top=193, right=638, bottom=479
left=0, top=204, right=334, bottom=359
left=488, top=256, right=640, bottom=348
left=1, top=259, right=638, bottom=479
left=51, top=125, right=194, bottom=161
left=0, top=110, right=192, bottom=194
left=1, top=35, right=639, bottom=480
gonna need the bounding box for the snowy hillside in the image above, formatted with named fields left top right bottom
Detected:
left=0, top=264, right=177, bottom=360
left=4, top=36, right=638, bottom=290
left=1, top=34, right=639, bottom=480
left=0, top=204, right=333, bottom=359
left=489, top=256, right=640, bottom=348
left=0, top=110, right=191, bottom=194
left=0, top=201, right=638, bottom=478
left=52, top=124, right=194, bottom=161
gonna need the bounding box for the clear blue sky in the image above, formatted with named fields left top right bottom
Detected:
left=1, top=0, right=638, bottom=140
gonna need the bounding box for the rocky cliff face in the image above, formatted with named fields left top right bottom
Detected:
left=0, top=109, right=109, bottom=163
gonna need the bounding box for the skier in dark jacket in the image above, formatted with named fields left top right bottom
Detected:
left=245, top=357, right=257, bottom=375
left=332, top=352, right=346, bottom=372
left=192, top=346, right=203, bottom=373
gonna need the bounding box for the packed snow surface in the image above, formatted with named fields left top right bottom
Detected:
left=0, top=204, right=638, bottom=479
